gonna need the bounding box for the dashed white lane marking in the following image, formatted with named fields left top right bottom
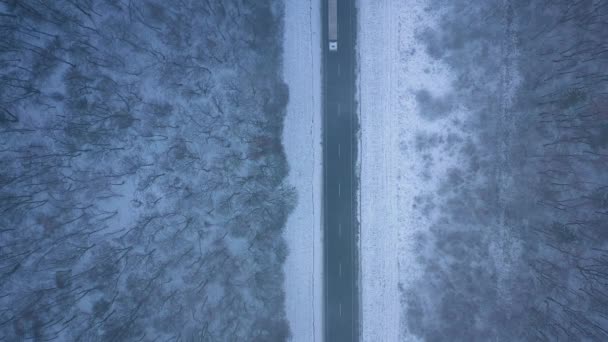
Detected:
left=338, top=143, right=341, bottom=158
left=339, top=303, right=342, bottom=317
left=338, top=183, right=341, bottom=197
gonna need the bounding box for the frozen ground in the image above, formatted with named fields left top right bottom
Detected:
left=282, top=0, right=323, bottom=341
left=358, top=0, right=458, bottom=340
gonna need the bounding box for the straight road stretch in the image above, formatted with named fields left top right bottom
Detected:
left=323, top=0, right=359, bottom=341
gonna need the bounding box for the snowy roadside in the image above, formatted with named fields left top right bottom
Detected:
left=282, top=0, right=323, bottom=341
left=358, top=0, right=453, bottom=340
left=358, top=1, right=401, bottom=339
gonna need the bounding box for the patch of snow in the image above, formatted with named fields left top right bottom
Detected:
left=282, top=0, right=323, bottom=341
left=358, top=0, right=453, bottom=341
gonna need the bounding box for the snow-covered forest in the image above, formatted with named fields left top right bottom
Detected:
left=0, top=0, right=294, bottom=340
left=398, top=0, right=608, bottom=340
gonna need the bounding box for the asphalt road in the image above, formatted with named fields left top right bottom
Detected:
left=323, top=0, right=359, bottom=341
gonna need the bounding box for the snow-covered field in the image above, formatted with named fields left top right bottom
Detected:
left=357, top=1, right=400, bottom=339
left=282, top=0, right=323, bottom=341
left=358, top=0, right=457, bottom=340
left=359, top=0, right=608, bottom=340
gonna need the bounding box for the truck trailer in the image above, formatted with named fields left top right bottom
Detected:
left=328, top=0, right=338, bottom=51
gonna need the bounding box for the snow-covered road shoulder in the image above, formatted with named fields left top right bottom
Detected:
left=358, top=1, right=400, bottom=340
left=282, top=0, right=322, bottom=341
left=358, top=0, right=449, bottom=340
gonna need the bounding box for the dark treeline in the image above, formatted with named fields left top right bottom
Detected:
left=404, top=0, right=608, bottom=341
left=0, top=0, right=294, bottom=340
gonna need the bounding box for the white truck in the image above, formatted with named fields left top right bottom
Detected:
left=328, top=0, right=338, bottom=51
